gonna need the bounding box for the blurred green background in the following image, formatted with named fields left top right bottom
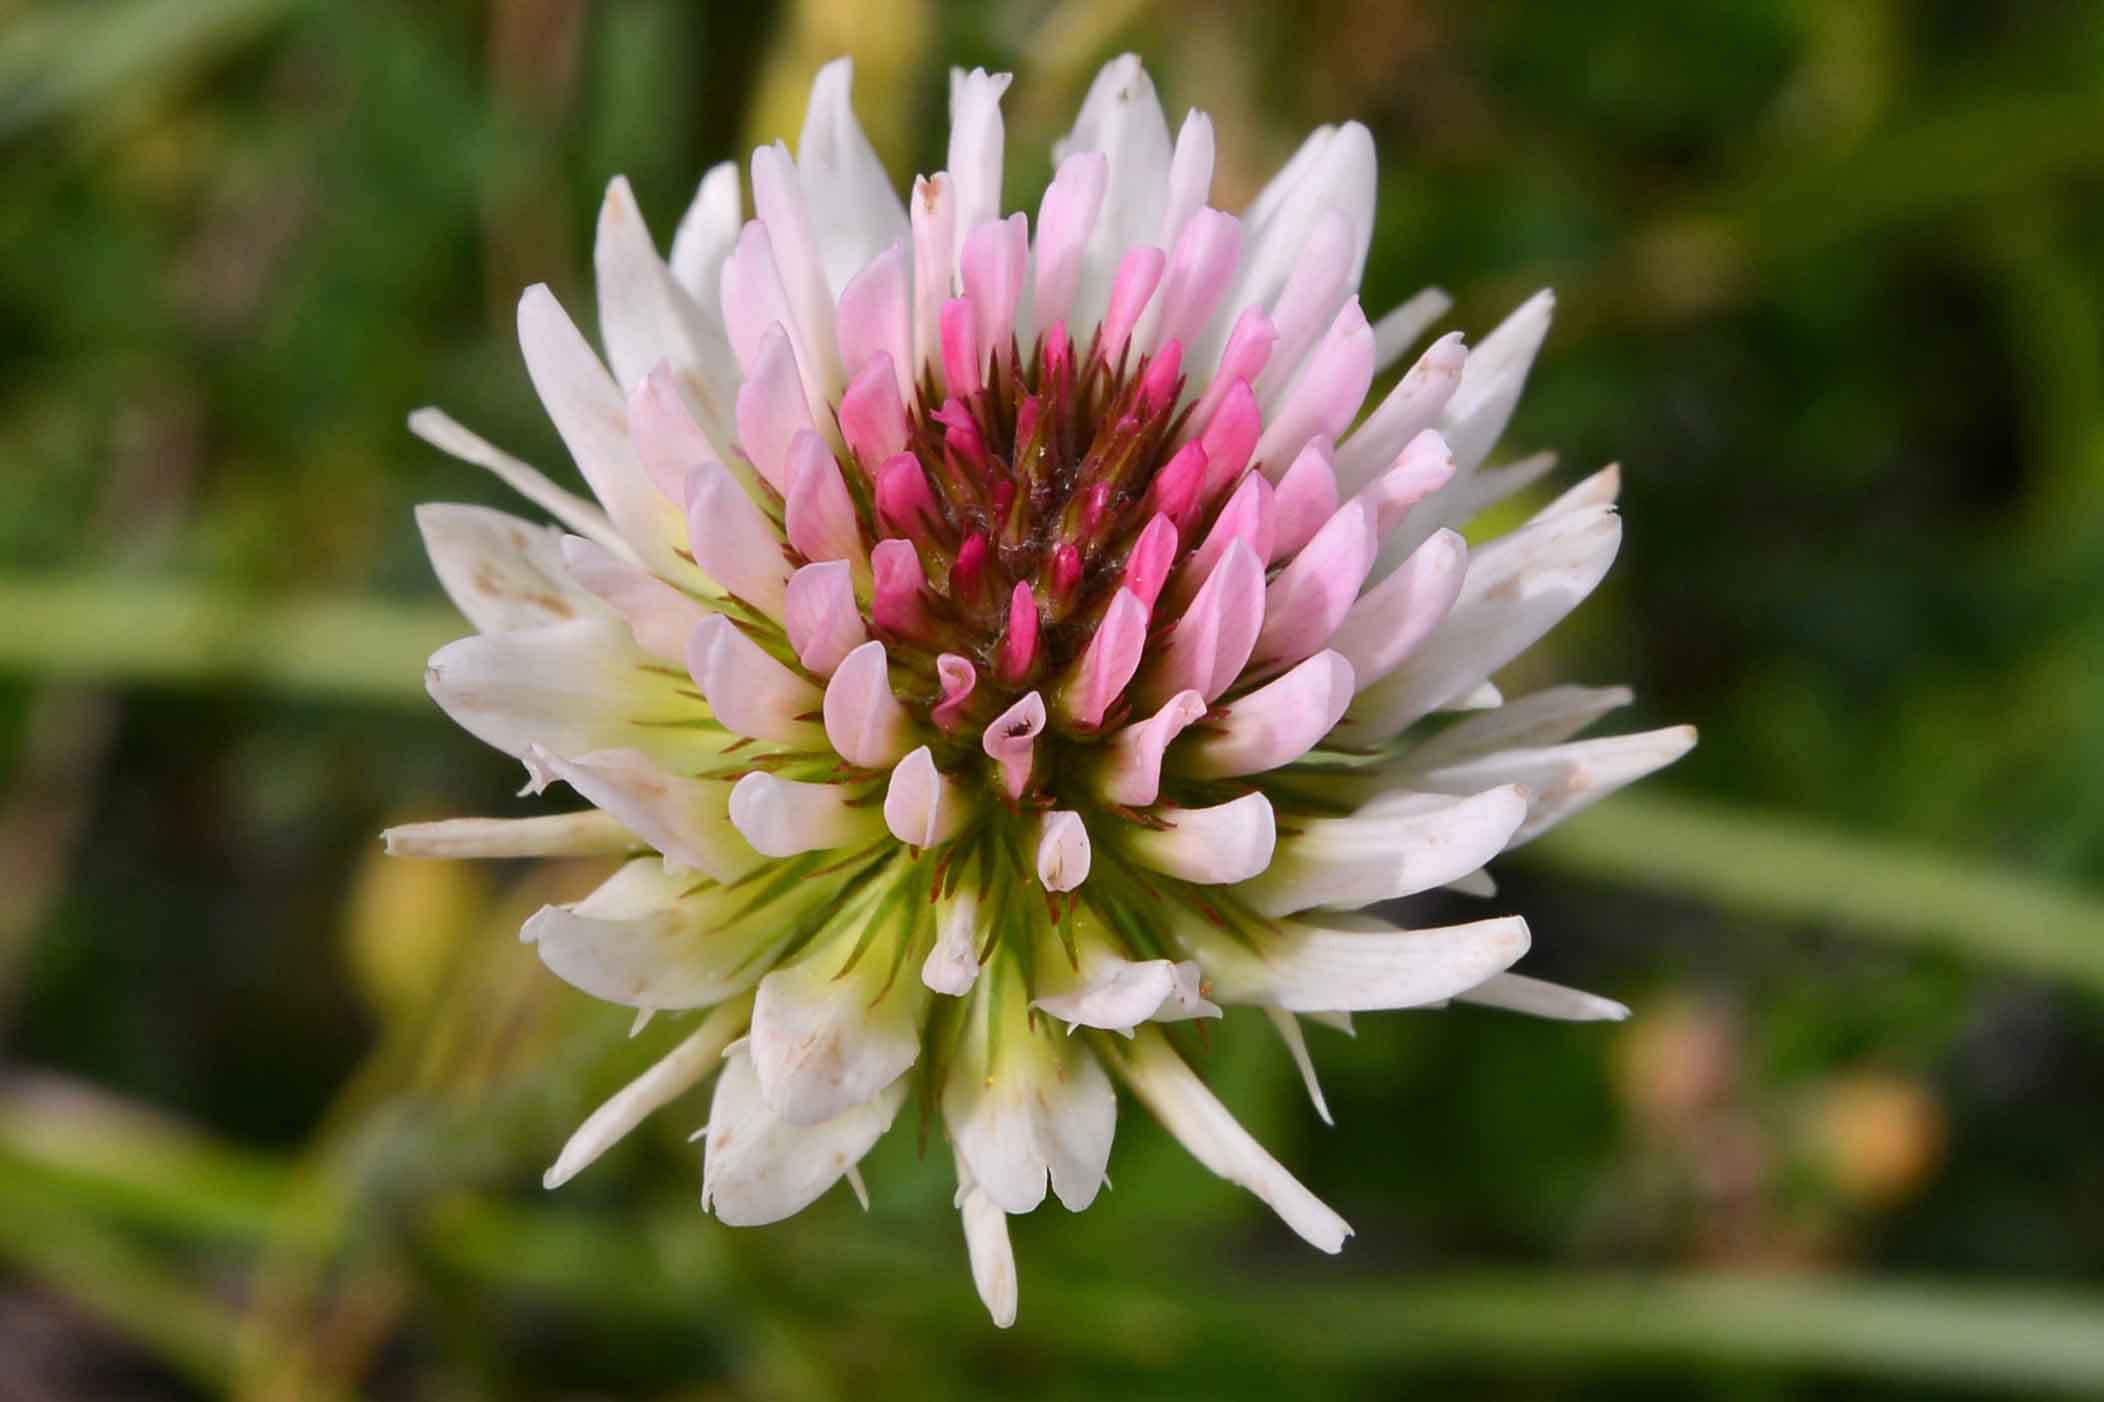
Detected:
left=3, top=0, right=2103, bottom=1397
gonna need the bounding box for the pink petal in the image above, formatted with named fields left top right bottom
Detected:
left=1146, top=440, right=1207, bottom=527
left=961, top=213, right=1029, bottom=367
left=1334, top=331, right=1467, bottom=493
left=1059, top=587, right=1148, bottom=729
left=875, top=453, right=941, bottom=543
left=686, top=613, right=821, bottom=745
left=910, top=173, right=957, bottom=385
left=884, top=745, right=968, bottom=847
left=995, top=581, right=1040, bottom=686
left=1142, top=538, right=1265, bottom=706
left=1253, top=497, right=1378, bottom=670
left=834, top=242, right=911, bottom=394
left=1179, top=650, right=1354, bottom=777
left=1095, top=689, right=1206, bottom=805
left=982, top=692, right=1047, bottom=800
left=734, top=323, right=817, bottom=493
left=1187, top=309, right=1276, bottom=442
left=1122, top=513, right=1179, bottom=608
left=1198, top=378, right=1261, bottom=501
left=1353, top=428, right=1454, bottom=537
left=1146, top=207, right=1240, bottom=353
left=933, top=653, right=977, bottom=731
left=783, top=561, right=866, bottom=677
left=837, top=353, right=909, bottom=470
left=717, top=220, right=794, bottom=376
left=1326, top=528, right=1467, bottom=689
left=940, top=297, right=981, bottom=397
left=1270, top=437, right=1340, bottom=560
left=822, top=639, right=911, bottom=767
left=628, top=365, right=717, bottom=502
left=1253, top=300, right=1374, bottom=478
left=560, top=535, right=712, bottom=664
left=1252, top=209, right=1355, bottom=404
left=1171, top=470, right=1274, bottom=611
left=784, top=431, right=865, bottom=568
left=1100, top=245, right=1166, bottom=365
left=684, top=460, right=791, bottom=617
left=1033, top=152, right=1108, bottom=330
left=869, top=538, right=932, bottom=639
left=1036, top=810, right=1092, bottom=892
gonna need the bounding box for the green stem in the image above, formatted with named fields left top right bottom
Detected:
left=1523, top=792, right=2104, bottom=995
left=0, top=574, right=458, bottom=705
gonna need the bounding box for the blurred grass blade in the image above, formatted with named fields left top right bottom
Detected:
left=0, top=0, right=291, bottom=143
left=0, top=1150, right=240, bottom=1389
left=1526, top=792, right=2104, bottom=994
left=0, top=575, right=458, bottom=705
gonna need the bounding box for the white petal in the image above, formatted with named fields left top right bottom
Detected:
left=702, top=1049, right=907, bottom=1226
left=1340, top=504, right=1621, bottom=742
left=1175, top=909, right=1531, bottom=1014
left=532, top=746, right=762, bottom=882
left=1032, top=957, right=1219, bottom=1036
left=1237, top=786, right=1529, bottom=917
left=726, top=773, right=882, bottom=857
left=518, top=285, right=698, bottom=586
left=668, top=161, right=742, bottom=314
left=953, top=1156, right=1018, bottom=1329
left=408, top=407, right=628, bottom=559
left=945, top=952, right=1117, bottom=1213
left=1109, top=1029, right=1352, bottom=1252
left=522, top=857, right=818, bottom=1010
left=1403, top=683, right=1635, bottom=769
left=544, top=997, right=750, bottom=1188
left=382, top=811, right=634, bottom=860
left=944, top=66, right=1012, bottom=260
left=1055, top=54, right=1173, bottom=338
left=416, top=503, right=602, bottom=635
left=1403, top=725, right=1698, bottom=843
left=797, top=58, right=910, bottom=295
left=1265, top=1006, right=1334, bottom=1126
left=1036, top=810, right=1092, bottom=892
left=594, top=175, right=734, bottom=401
left=749, top=913, right=927, bottom=1124
left=425, top=618, right=722, bottom=777
left=1459, top=972, right=1630, bottom=1022
left=1121, top=792, right=1276, bottom=884
left=822, top=640, right=911, bottom=767
left=1369, top=286, right=1452, bottom=376
left=923, top=881, right=983, bottom=996
left=884, top=746, right=968, bottom=848
left=1439, top=288, right=1554, bottom=472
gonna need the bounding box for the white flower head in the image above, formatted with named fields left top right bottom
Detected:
left=390, top=54, right=1693, bottom=1327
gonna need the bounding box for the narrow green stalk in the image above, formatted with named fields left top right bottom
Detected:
left=0, top=575, right=457, bottom=705
left=1524, top=792, right=2104, bottom=995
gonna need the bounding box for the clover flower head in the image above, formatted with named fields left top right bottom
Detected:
left=388, top=54, right=1693, bottom=1325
